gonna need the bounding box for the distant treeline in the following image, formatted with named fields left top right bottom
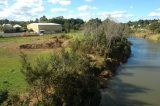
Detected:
left=126, top=19, right=160, bottom=33
left=0, top=16, right=84, bottom=33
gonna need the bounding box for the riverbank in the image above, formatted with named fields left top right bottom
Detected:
left=134, top=32, right=160, bottom=42
left=99, top=37, right=132, bottom=88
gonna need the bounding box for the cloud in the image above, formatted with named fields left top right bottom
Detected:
left=77, top=5, right=98, bottom=11
left=65, top=12, right=96, bottom=21
left=0, top=0, right=8, bottom=6
left=53, top=10, right=133, bottom=22
left=0, top=0, right=45, bottom=20
left=0, top=0, right=134, bottom=22
left=48, top=0, right=71, bottom=6
left=148, top=8, right=160, bottom=17
left=156, top=8, right=160, bottom=11
left=65, top=10, right=133, bottom=22
left=51, top=8, right=68, bottom=13
left=99, top=11, right=133, bottom=19
left=85, top=0, right=93, bottom=2
left=148, top=12, right=160, bottom=17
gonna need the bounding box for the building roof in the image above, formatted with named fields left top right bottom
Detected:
left=2, top=24, right=12, bottom=27
left=28, top=23, right=61, bottom=26
left=13, top=24, right=22, bottom=28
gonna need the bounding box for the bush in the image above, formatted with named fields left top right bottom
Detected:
left=53, top=73, right=101, bottom=106
left=20, top=49, right=101, bottom=106
left=0, top=89, right=8, bottom=104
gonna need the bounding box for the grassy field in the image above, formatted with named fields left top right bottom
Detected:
left=0, top=32, right=83, bottom=94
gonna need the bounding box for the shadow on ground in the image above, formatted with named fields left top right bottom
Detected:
left=101, top=69, right=152, bottom=106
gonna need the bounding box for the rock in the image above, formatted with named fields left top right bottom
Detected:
left=99, top=70, right=112, bottom=78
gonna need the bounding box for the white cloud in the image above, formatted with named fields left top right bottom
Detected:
left=65, top=10, right=133, bottom=22
left=77, top=5, right=98, bottom=11
left=99, top=11, right=133, bottom=19
left=156, top=8, right=160, bottom=11
left=148, top=12, right=160, bottom=17
left=0, top=0, right=134, bottom=22
left=51, top=8, right=68, bottom=13
left=0, top=0, right=45, bottom=20
left=31, top=6, right=45, bottom=14
left=85, top=0, right=93, bottom=2
left=65, top=12, right=96, bottom=21
left=149, top=8, right=160, bottom=17
left=48, top=0, right=71, bottom=6
left=0, top=0, right=8, bottom=6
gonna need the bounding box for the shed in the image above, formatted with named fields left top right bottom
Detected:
left=27, top=23, right=62, bottom=34
left=2, top=24, right=13, bottom=30
left=13, top=24, right=22, bottom=28
left=2, top=24, right=13, bottom=33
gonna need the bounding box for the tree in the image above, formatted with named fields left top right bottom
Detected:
left=64, top=20, right=70, bottom=33
left=149, top=21, right=160, bottom=33
left=35, top=18, right=39, bottom=23
left=20, top=49, right=101, bottom=106
left=39, top=16, right=48, bottom=23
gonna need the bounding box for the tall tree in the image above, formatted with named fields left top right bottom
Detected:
left=40, top=16, right=48, bottom=23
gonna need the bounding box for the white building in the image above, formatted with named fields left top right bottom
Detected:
left=13, top=24, right=22, bottom=28
left=27, top=23, right=62, bottom=34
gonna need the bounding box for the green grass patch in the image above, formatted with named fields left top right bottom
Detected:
left=0, top=32, right=84, bottom=94
left=0, top=48, right=53, bottom=94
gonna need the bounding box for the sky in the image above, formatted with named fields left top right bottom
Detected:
left=0, top=0, right=160, bottom=22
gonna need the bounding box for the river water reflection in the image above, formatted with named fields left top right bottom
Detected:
left=101, top=37, right=160, bottom=106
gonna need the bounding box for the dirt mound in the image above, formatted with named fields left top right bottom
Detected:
left=20, top=38, right=63, bottom=49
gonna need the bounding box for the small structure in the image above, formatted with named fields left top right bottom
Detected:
left=13, top=24, right=22, bottom=29
left=2, top=24, right=13, bottom=33
left=13, top=24, right=23, bottom=32
left=27, top=23, right=62, bottom=34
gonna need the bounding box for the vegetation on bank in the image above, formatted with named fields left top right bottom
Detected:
left=127, top=19, right=160, bottom=41
left=0, top=19, right=131, bottom=106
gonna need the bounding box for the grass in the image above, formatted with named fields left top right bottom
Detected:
left=147, top=34, right=160, bottom=42
left=0, top=48, right=26, bottom=94
left=67, top=31, right=84, bottom=40
left=134, top=31, right=160, bottom=42
left=0, top=34, right=63, bottom=43
left=0, top=32, right=82, bottom=94
left=0, top=47, right=56, bottom=94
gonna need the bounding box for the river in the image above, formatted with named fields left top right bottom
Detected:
left=101, top=37, right=160, bottom=106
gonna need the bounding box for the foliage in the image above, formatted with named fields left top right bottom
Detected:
left=83, top=18, right=130, bottom=55
left=127, top=19, right=160, bottom=34
left=40, top=16, right=48, bottom=23
left=127, top=19, right=159, bottom=28
left=104, top=37, right=131, bottom=72
left=53, top=72, right=101, bottom=106
left=149, top=21, right=160, bottom=33
left=20, top=48, right=101, bottom=106
left=64, top=20, right=71, bottom=33
left=0, top=89, right=8, bottom=104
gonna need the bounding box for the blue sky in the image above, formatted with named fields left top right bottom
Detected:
left=0, top=0, right=160, bottom=22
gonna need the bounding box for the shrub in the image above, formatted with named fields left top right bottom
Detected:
left=20, top=49, right=101, bottom=106
left=0, top=89, right=8, bottom=104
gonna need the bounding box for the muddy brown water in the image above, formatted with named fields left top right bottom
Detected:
left=101, top=37, right=160, bottom=106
